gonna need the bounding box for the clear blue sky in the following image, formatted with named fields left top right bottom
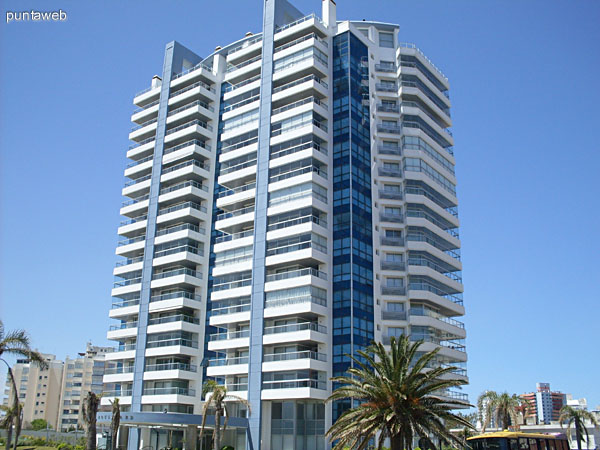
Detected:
left=1, top=0, right=599, bottom=409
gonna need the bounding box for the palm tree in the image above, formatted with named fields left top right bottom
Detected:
left=82, top=392, right=101, bottom=450
left=199, top=380, right=251, bottom=450
left=326, top=336, right=473, bottom=450
left=109, top=398, right=121, bottom=450
left=477, top=391, right=526, bottom=432
left=559, top=405, right=599, bottom=450
left=0, top=320, right=48, bottom=450
left=0, top=404, right=20, bottom=450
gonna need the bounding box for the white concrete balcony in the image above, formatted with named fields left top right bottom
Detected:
left=270, top=122, right=328, bottom=148
left=122, top=175, right=151, bottom=198
left=220, top=120, right=260, bottom=146
left=261, top=383, right=328, bottom=400
left=148, top=291, right=202, bottom=312
left=210, top=281, right=252, bottom=302
left=109, top=300, right=140, bottom=319
left=107, top=322, right=138, bottom=340
left=219, top=139, right=258, bottom=164
left=142, top=362, right=198, bottom=381
left=224, top=55, right=262, bottom=83
left=272, top=56, right=328, bottom=83
left=273, top=33, right=328, bottom=63
left=147, top=316, right=201, bottom=335
left=104, top=345, right=136, bottom=361
left=166, top=100, right=215, bottom=130
left=131, top=100, right=159, bottom=125
left=417, top=341, right=467, bottom=362
left=410, top=314, right=466, bottom=339
left=170, top=61, right=216, bottom=89
left=212, top=259, right=253, bottom=278
left=145, top=342, right=199, bottom=359
left=266, top=217, right=327, bottom=242
left=126, top=137, right=155, bottom=161
left=221, top=96, right=261, bottom=123
left=273, top=13, right=327, bottom=43
left=403, top=170, right=458, bottom=207
left=100, top=392, right=132, bottom=406
left=164, top=139, right=212, bottom=166
left=213, top=230, right=254, bottom=253
left=407, top=286, right=464, bottom=317
left=216, top=184, right=256, bottom=211
left=264, top=297, right=327, bottom=319
left=209, top=305, right=251, bottom=327
left=262, top=351, right=327, bottom=373
left=214, top=206, right=255, bottom=233
left=154, top=224, right=206, bottom=248
left=129, top=121, right=157, bottom=142
left=265, top=244, right=327, bottom=268
left=269, top=142, right=328, bottom=170
left=399, top=83, right=451, bottom=124
left=124, top=155, right=153, bottom=179
left=226, top=35, right=263, bottom=63
left=111, top=281, right=141, bottom=298
left=271, top=97, right=329, bottom=129
left=401, top=102, right=453, bottom=144
left=264, top=268, right=328, bottom=295
left=133, top=85, right=160, bottom=107
left=223, top=76, right=261, bottom=102
left=168, top=80, right=216, bottom=107
left=206, top=356, right=248, bottom=377
left=218, top=159, right=257, bottom=186
left=272, top=74, right=328, bottom=105
left=263, top=322, right=327, bottom=346
left=150, top=268, right=203, bottom=290
left=405, top=239, right=462, bottom=271
left=103, top=371, right=134, bottom=385
left=407, top=264, right=463, bottom=294
left=120, top=198, right=149, bottom=219
left=158, top=183, right=211, bottom=209
left=141, top=390, right=196, bottom=404
left=406, top=216, right=460, bottom=248
left=156, top=202, right=208, bottom=228
left=207, top=330, right=250, bottom=352
left=397, top=64, right=450, bottom=110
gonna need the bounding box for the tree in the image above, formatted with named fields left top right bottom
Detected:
left=0, top=320, right=48, bottom=450
left=326, top=336, right=473, bottom=450
left=477, top=391, right=526, bottom=432
left=0, top=404, right=20, bottom=450
left=82, top=392, right=101, bottom=450
left=199, top=380, right=251, bottom=450
left=559, top=405, right=599, bottom=450
left=30, top=419, right=50, bottom=431
left=109, top=398, right=120, bottom=450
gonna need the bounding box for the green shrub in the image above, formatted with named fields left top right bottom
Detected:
left=221, top=446, right=234, bottom=450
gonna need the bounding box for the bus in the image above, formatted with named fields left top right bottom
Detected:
left=467, top=431, right=570, bottom=450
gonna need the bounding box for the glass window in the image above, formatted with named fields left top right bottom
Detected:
left=388, top=327, right=404, bottom=337
left=385, top=253, right=403, bottom=261
left=379, top=32, right=394, bottom=48
left=387, top=302, right=404, bottom=311
left=386, top=277, right=403, bottom=287
left=385, top=229, right=402, bottom=238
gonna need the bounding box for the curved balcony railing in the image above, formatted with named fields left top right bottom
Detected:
left=263, top=350, right=326, bottom=363
left=265, top=267, right=327, bottom=282
left=264, top=322, right=325, bottom=335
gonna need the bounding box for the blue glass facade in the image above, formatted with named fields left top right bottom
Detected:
left=331, top=31, right=374, bottom=420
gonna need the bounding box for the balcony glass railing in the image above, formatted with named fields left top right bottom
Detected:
left=150, top=291, right=201, bottom=303
left=265, top=267, right=327, bottom=283
left=274, top=13, right=324, bottom=32
left=214, top=229, right=254, bottom=244
left=220, top=136, right=259, bottom=154
left=223, top=94, right=261, bottom=114
left=126, top=155, right=153, bottom=169
left=108, top=343, right=136, bottom=352
left=408, top=256, right=462, bottom=283
left=270, top=164, right=327, bottom=183
left=262, top=379, right=325, bottom=390
left=124, top=174, right=151, bottom=188
left=264, top=295, right=326, bottom=309
left=146, top=338, right=198, bottom=349
left=155, top=244, right=202, bottom=259
left=223, top=74, right=261, bottom=93
left=266, top=239, right=326, bottom=257
left=115, top=256, right=144, bottom=268
left=158, top=201, right=207, bottom=216
left=111, top=298, right=140, bottom=309
left=103, top=389, right=132, bottom=397
left=152, top=268, right=201, bottom=280
left=212, top=278, right=252, bottom=292
left=103, top=366, right=134, bottom=375
left=156, top=223, right=202, bottom=237
left=167, top=100, right=214, bottom=117
left=131, top=117, right=158, bottom=132
left=211, top=302, right=251, bottom=316
left=410, top=309, right=464, bottom=329
left=133, top=99, right=160, bottom=113
left=215, top=205, right=254, bottom=221
left=267, top=214, right=326, bottom=232
left=171, top=61, right=213, bottom=80
left=128, top=136, right=155, bottom=150
left=148, top=315, right=199, bottom=325
left=264, top=322, right=326, bottom=335
left=408, top=282, right=463, bottom=305
left=227, top=35, right=263, bottom=56
left=274, top=33, right=327, bottom=54
left=273, top=74, right=328, bottom=95
left=263, top=350, right=326, bottom=362
left=271, top=96, right=328, bottom=116
left=109, top=322, right=138, bottom=331
left=120, top=214, right=147, bottom=227
left=226, top=54, right=262, bottom=73
left=271, top=118, right=327, bottom=136
left=406, top=209, right=459, bottom=238
left=145, top=362, right=197, bottom=372
left=169, top=80, right=215, bottom=98
left=209, top=329, right=250, bottom=341
left=143, top=387, right=195, bottom=396
left=208, top=356, right=249, bottom=366
left=165, top=119, right=213, bottom=136
left=217, top=182, right=256, bottom=199
left=220, top=158, right=257, bottom=175
left=113, top=277, right=142, bottom=288
left=164, top=139, right=210, bottom=156
left=117, top=235, right=145, bottom=246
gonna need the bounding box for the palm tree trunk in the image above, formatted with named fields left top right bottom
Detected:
left=6, top=367, right=21, bottom=450
left=575, top=421, right=582, bottom=450
left=214, top=409, right=221, bottom=450
left=87, top=418, right=96, bottom=450
left=391, top=434, right=404, bottom=450
left=5, top=423, right=13, bottom=450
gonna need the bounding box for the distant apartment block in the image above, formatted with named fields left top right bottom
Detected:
left=2, top=343, right=113, bottom=431
left=521, top=382, right=566, bottom=425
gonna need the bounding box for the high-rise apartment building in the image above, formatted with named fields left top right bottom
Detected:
left=3, top=354, right=63, bottom=429
left=102, top=1, right=467, bottom=448
left=2, top=344, right=113, bottom=431
left=56, top=344, right=113, bottom=431
left=521, top=383, right=566, bottom=425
